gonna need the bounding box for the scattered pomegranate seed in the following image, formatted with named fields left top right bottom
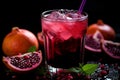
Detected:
left=100, top=70, right=108, bottom=76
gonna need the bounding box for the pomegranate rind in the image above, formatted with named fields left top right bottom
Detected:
left=85, top=30, right=104, bottom=53
left=2, top=50, right=42, bottom=73
left=102, top=40, right=120, bottom=59
left=85, top=45, right=101, bottom=52
left=37, top=32, right=44, bottom=46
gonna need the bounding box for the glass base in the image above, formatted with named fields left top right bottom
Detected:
left=47, top=65, right=72, bottom=80
left=48, top=65, right=67, bottom=75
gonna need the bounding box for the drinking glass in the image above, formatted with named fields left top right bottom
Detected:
left=41, top=9, right=88, bottom=75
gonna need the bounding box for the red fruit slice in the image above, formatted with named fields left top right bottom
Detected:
left=102, top=40, right=120, bottom=59
left=2, top=50, right=42, bottom=73
left=85, top=30, right=104, bottom=52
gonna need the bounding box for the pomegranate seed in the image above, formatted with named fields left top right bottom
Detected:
left=67, top=74, right=73, bottom=80
left=100, top=64, right=105, bottom=69
left=23, top=55, right=29, bottom=59
left=100, top=70, right=108, bottom=76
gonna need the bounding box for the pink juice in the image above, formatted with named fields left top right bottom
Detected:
left=41, top=9, right=88, bottom=68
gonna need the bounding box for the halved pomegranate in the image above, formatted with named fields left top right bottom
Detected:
left=85, top=30, right=104, bottom=53
left=102, top=40, right=120, bottom=59
left=2, top=50, right=42, bottom=73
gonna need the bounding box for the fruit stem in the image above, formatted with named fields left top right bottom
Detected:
left=12, top=27, right=20, bottom=32
left=97, top=19, right=104, bottom=25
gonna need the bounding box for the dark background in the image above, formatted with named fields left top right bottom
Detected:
left=0, top=0, right=120, bottom=73
left=0, top=0, right=120, bottom=38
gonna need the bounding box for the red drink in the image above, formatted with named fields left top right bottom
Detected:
left=41, top=9, right=88, bottom=69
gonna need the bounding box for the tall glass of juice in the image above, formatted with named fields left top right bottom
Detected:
left=41, top=9, right=88, bottom=74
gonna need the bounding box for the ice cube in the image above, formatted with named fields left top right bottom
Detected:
left=65, top=12, right=86, bottom=21
left=50, top=23, right=65, bottom=33
left=47, top=11, right=60, bottom=20
left=66, top=16, right=73, bottom=20
left=66, top=13, right=81, bottom=18
left=47, top=11, right=67, bottom=20
left=59, top=30, right=72, bottom=41
left=43, top=20, right=66, bottom=36
left=46, top=9, right=85, bottom=21
left=47, top=31, right=56, bottom=39
left=46, top=22, right=71, bottom=40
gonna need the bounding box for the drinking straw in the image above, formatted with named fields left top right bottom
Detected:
left=79, top=0, right=86, bottom=13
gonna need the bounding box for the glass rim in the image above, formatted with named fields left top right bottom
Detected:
left=41, top=9, right=88, bottom=22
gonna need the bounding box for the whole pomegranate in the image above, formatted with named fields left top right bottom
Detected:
left=86, top=19, right=116, bottom=40
left=2, top=27, right=39, bottom=56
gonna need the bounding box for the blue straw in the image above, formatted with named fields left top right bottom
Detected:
left=79, top=0, right=86, bottom=13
